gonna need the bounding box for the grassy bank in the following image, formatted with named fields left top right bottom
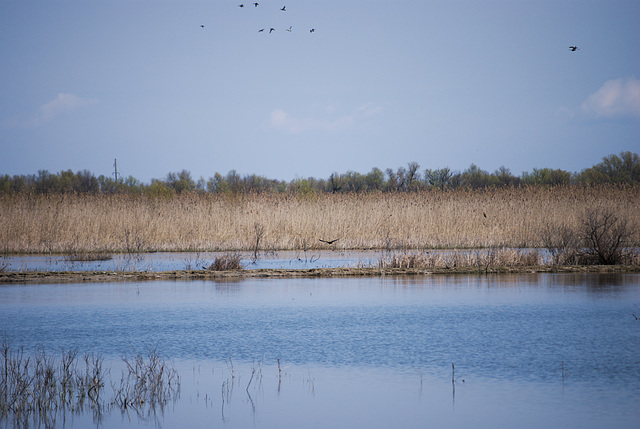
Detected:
left=2, top=264, right=639, bottom=285
left=1, top=185, right=638, bottom=254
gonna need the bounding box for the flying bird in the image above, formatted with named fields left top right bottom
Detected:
left=258, top=28, right=264, bottom=32
left=269, top=27, right=275, bottom=33
left=200, top=24, right=205, bottom=28
left=254, top=2, right=259, bottom=6
left=569, top=46, right=579, bottom=51
left=239, top=4, right=244, bottom=7
left=287, top=26, right=292, bottom=32
left=319, top=238, right=339, bottom=244
left=281, top=6, right=286, bottom=11
left=310, top=28, right=315, bottom=33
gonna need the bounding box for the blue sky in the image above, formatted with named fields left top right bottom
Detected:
left=1, top=0, right=638, bottom=183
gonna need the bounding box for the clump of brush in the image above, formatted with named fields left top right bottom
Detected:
left=111, top=347, right=180, bottom=414
left=205, top=253, right=244, bottom=271
left=0, top=339, right=106, bottom=425
left=0, top=339, right=180, bottom=425
left=376, top=248, right=541, bottom=270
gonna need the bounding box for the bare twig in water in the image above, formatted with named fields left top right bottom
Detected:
left=277, top=358, right=282, bottom=393
left=111, top=346, right=180, bottom=415
left=452, top=363, right=455, bottom=385
left=0, top=340, right=108, bottom=424
left=253, top=222, right=265, bottom=262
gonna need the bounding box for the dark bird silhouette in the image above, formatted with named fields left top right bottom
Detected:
left=281, top=6, right=286, bottom=11
left=239, top=4, right=244, bottom=7
left=258, top=28, right=264, bottom=32
left=254, top=2, right=259, bottom=6
left=569, top=46, right=579, bottom=51
left=310, top=28, right=315, bottom=33
left=269, top=27, right=275, bottom=33
left=319, top=238, right=339, bottom=244
left=200, top=24, right=205, bottom=28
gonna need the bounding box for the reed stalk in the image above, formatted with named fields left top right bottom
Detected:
left=375, top=248, right=542, bottom=270
left=0, top=340, right=179, bottom=425
left=112, top=347, right=180, bottom=414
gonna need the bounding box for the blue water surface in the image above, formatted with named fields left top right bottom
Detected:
left=1, top=273, right=639, bottom=428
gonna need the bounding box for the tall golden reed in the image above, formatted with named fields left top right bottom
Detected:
left=1, top=185, right=638, bottom=254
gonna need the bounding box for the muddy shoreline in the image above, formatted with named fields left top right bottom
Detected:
left=2, top=265, right=639, bottom=284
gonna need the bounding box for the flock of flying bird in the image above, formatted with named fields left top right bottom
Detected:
left=201, top=4, right=316, bottom=34
left=201, top=4, right=583, bottom=50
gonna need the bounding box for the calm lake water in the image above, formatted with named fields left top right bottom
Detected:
left=0, top=250, right=381, bottom=272
left=1, top=273, right=639, bottom=428
left=0, top=248, right=552, bottom=272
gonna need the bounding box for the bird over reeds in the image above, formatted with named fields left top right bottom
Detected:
left=319, top=238, right=339, bottom=244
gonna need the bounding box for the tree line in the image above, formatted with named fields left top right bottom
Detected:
left=1, top=151, right=638, bottom=196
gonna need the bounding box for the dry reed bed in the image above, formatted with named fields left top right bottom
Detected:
left=374, top=248, right=544, bottom=270
left=1, top=186, right=638, bottom=254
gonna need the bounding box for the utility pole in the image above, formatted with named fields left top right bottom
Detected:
left=113, top=159, right=119, bottom=183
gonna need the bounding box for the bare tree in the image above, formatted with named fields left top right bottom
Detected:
left=579, top=208, right=635, bottom=265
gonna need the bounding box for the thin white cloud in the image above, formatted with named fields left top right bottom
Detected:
left=355, top=102, right=383, bottom=118
left=580, top=77, right=640, bottom=118
left=269, top=103, right=382, bottom=134
left=269, top=109, right=319, bottom=134
left=15, top=93, right=98, bottom=127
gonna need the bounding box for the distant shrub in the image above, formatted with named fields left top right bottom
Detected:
left=578, top=151, right=640, bottom=185
left=578, top=208, right=637, bottom=265
left=206, top=253, right=244, bottom=271
left=1, top=151, right=639, bottom=197
left=541, top=208, right=638, bottom=265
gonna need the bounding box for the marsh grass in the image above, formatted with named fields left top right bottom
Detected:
left=183, top=252, right=207, bottom=270
left=111, top=347, right=180, bottom=416
left=375, top=248, right=541, bottom=271
left=1, top=186, right=638, bottom=254
left=0, top=340, right=106, bottom=427
left=0, top=340, right=180, bottom=426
